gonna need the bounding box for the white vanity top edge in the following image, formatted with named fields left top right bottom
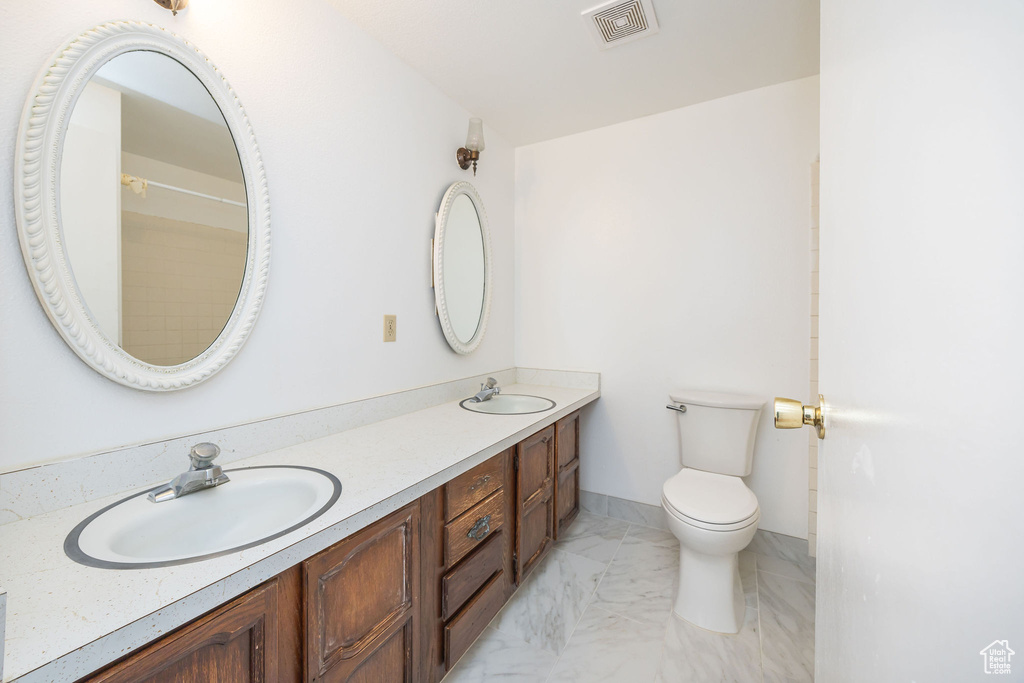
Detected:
left=0, top=380, right=599, bottom=683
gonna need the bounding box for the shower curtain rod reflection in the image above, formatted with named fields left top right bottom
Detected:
left=120, top=173, right=246, bottom=208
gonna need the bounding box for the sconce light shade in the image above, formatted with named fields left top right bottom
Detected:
left=465, top=118, right=485, bottom=152
left=153, top=0, right=189, bottom=15
left=457, top=118, right=485, bottom=175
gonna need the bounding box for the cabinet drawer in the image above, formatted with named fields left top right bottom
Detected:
left=445, top=489, right=504, bottom=567
left=445, top=454, right=504, bottom=522
left=444, top=572, right=506, bottom=667
left=441, top=530, right=504, bottom=621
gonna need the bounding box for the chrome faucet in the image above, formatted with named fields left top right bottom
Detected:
left=148, top=443, right=230, bottom=503
left=471, top=377, right=501, bottom=403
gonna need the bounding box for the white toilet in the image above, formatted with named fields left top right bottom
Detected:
left=662, top=390, right=764, bottom=634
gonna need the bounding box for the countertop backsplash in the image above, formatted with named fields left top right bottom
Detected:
left=0, top=367, right=596, bottom=526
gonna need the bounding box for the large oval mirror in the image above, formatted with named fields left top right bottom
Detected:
left=63, top=50, right=247, bottom=367
left=432, top=182, right=492, bottom=354
left=15, top=23, right=270, bottom=391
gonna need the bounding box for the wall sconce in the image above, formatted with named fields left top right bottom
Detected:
left=153, top=0, right=189, bottom=15
left=457, top=118, right=485, bottom=176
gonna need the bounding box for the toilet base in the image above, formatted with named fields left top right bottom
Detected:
left=662, top=499, right=759, bottom=635
left=673, top=545, right=745, bottom=633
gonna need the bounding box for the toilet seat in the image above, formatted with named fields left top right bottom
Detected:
left=662, top=468, right=759, bottom=531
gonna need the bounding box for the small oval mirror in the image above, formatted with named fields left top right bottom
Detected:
left=432, top=182, right=491, bottom=354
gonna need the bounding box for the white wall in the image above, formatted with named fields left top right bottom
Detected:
left=515, top=77, right=819, bottom=537
left=0, top=1, right=515, bottom=471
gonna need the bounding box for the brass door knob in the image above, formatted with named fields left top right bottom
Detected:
left=774, top=395, right=826, bottom=439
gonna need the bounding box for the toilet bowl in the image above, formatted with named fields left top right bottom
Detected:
left=662, top=468, right=759, bottom=633
left=663, top=390, right=765, bottom=634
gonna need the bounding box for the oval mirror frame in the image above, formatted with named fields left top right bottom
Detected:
left=432, top=182, right=492, bottom=355
left=14, top=21, right=270, bottom=391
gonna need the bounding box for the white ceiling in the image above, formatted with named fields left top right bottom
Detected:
left=329, top=0, right=819, bottom=146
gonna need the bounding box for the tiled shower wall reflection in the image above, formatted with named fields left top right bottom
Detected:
left=120, top=213, right=246, bottom=366
left=808, top=159, right=820, bottom=557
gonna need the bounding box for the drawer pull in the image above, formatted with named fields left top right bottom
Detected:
left=467, top=515, right=492, bottom=541
left=468, top=475, right=491, bottom=493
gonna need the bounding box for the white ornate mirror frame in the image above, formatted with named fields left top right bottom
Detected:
left=432, top=182, right=492, bottom=355
left=14, top=21, right=270, bottom=391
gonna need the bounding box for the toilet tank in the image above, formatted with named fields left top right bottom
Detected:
left=670, top=390, right=765, bottom=476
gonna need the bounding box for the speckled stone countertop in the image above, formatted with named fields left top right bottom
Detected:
left=0, top=382, right=599, bottom=682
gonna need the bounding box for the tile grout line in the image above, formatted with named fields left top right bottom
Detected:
left=756, top=567, right=816, bottom=586
left=488, top=544, right=548, bottom=643
left=542, top=521, right=632, bottom=683
left=566, top=513, right=684, bottom=631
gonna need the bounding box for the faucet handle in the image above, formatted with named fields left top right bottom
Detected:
left=484, top=377, right=497, bottom=389
left=189, top=442, right=221, bottom=470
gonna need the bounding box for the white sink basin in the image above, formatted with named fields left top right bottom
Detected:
left=65, top=466, right=341, bottom=569
left=460, top=394, right=556, bottom=415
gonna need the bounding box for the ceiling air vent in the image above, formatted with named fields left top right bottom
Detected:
left=582, top=0, right=660, bottom=50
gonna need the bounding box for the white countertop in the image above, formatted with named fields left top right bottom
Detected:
left=0, top=382, right=599, bottom=682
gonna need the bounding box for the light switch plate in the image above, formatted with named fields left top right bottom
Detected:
left=383, top=315, right=397, bottom=342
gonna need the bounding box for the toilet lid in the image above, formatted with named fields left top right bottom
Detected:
left=662, top=468, right=759, bottom=525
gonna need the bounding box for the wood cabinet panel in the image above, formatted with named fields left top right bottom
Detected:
left=82, top=576, right=285, bottom=683
left=344, top=623, right=411, bottom=683
left=444, top=456, right=504, bottom=522
left=441, top=530, right=504, bottom=620
left=555, top=411, right=579, bottom=470
left=444, top=489, right=505, bottom=567
left=517, top=494, right=554, bottom=580
left=556, top=465, right=580, bottom=537
left=501, top=448, right=517, bottom=586
left=418, top=487, right=446, bottom=683
left=277, top=565, right=306, bottom=683
left=305, top=502, right=420, bottom=683
left=515, top=426, right=555, bottom=582
left=518, top=427, right=555, bottom=502
left=443, top=572, right=506, bottom=666
left=553, top=412, right=581, bottom=540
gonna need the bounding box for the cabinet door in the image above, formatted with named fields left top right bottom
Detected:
left=83, top=575, right=293, bottom=683
left=515, top=426, right=555, bottom=581
left=555, top=411, right=579, bottom=471
left=305, top=502, right=420, bottom=683
left=556, top=466, right=580, bottom=535
left=554, top=411, right=581, bottom=538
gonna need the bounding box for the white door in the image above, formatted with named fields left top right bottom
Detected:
left=817, top=1, right=1024, bottom=681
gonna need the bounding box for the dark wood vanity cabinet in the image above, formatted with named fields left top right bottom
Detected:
left=554, top=410, right=581, bottom=538
left=81, top=412, right=585, bottom=683
left=81, top=567, right=303, bottom=683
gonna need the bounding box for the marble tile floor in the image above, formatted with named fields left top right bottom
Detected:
left=443, top=511, right=816, bottom=683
